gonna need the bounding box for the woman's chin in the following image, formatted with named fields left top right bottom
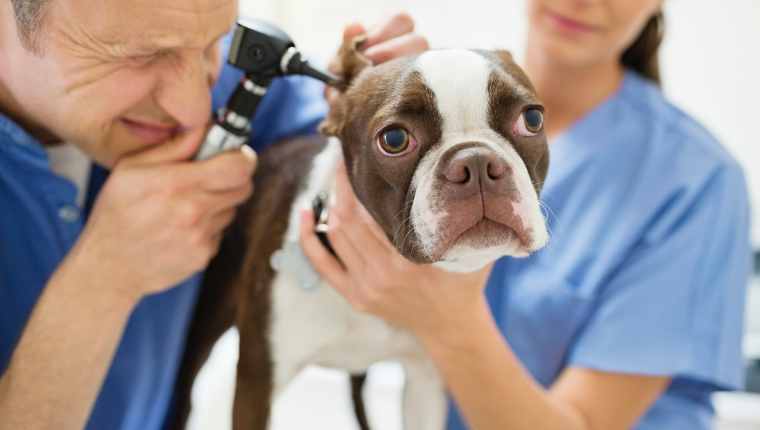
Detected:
left=532, top=35, right=606, bottom=70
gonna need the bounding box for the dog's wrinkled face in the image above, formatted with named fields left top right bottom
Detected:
left=321, top=40, right=550, bottom=272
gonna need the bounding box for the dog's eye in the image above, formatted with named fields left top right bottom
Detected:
left=514, top=107, right=544, bottom=137
left=378, top=128, right=415, bottom=156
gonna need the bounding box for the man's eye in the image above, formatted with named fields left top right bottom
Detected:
left=127, top=53, right=158, bottom=66
left=128, top=49, right=171, bottom=66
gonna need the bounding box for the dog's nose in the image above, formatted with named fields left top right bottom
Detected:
left=441, top=146, right=511, bottom=196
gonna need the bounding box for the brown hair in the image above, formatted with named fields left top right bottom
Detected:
left=621, top=11, right=665, bottom=85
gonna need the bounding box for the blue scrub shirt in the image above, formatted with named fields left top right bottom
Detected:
left=2, top=54, right=750, bottom=428
left=0, top=41, right=327, bottom=429
left=446, top=70, right=752, bottom=429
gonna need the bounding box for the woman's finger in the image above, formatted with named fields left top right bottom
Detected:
left=326, top=209, right=370, bottom=276
left=333, top=161, right=391, bottom=253
left=342, top=21, right=368, bottom=45
left=364, top=33, right=430, bottom=65
left=365, top=12, right=415, bottom=48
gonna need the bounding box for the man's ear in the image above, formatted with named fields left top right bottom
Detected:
left=318, top=35, right=373, bottom=137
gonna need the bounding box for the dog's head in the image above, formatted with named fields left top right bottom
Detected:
left=320, top=38, right=549, bottom=273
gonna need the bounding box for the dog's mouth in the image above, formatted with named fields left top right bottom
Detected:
left=426, top=215, right=534, bottom=262
left=456, top=218, right=529, bottom=247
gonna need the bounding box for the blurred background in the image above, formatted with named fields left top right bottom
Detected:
left=209, top=1, right=760, bottom=428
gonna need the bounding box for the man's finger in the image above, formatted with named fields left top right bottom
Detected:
left=123, top=126, right=207, bottom=167
left=187, top=145, right=257, bottom=192
left=364, top=33, right=430, bottom=65
left=206, top=207, right=237, bottom=235
left=205, top=181, right=253, bottom=213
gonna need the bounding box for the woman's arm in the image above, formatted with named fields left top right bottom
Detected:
left=421, top=296, right=670, bottom=430
left=300, top=163, right=670, bottom=430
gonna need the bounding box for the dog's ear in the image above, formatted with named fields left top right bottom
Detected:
left=483, top=49, right=515, bottom=70
left=331, top=34, right=373, bottom=90
left=493, top=49, right=514, bottom=62
left=490, top=49, right=536, bottom=92
left=319, top=35, right=373, bottom=137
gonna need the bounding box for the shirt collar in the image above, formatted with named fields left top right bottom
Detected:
left=542, top=69, right=638, bottom=193
left=0, top=112, right=48, bottom=160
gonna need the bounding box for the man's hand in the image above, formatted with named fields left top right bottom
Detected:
left=325, top=13, right=430, bottom=105
left=1, top=129, right=257, bottom=429
left=61, top=128, right=256, bottom=299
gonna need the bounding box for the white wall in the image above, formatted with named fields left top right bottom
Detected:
left=240, top=0, right=760, bottom=244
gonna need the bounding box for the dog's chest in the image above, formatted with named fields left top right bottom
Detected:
left=260, top=138, right=424, bottom=374
left=268, top=270, right=420, bottom=373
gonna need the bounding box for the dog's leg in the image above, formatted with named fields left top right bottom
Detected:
left=232, top=314, right=308, bottom=429
left=351, top=372, right=370, bottom=430
left=401, top=358, right=447, bottom=430
left=233, top=320, right=274, bottom=430
left=169, top=277, right=237, bottom=429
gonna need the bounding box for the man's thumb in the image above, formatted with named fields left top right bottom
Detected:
left=124, top=126, right=207, bottom=166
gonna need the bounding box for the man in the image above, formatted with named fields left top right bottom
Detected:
left=0, top=0, right=427, bottom=428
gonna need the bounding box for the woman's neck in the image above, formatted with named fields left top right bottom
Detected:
left=524, top=37, right=625, bottom=140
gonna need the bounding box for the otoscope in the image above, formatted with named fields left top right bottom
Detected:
left=194, top=18, right=340, bottom=161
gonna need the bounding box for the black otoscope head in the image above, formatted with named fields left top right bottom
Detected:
left=228, top=18, right=341, bottom=87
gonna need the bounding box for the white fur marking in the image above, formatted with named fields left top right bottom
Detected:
left=412, top=51, right=548, bottom=272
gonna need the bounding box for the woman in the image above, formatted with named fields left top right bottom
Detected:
left=301, top=1, right=751, bottom=428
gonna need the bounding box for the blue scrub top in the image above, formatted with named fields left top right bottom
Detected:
left=0, top=39, right=327, bottom=429
left=446, top=70, right=752, bottom=429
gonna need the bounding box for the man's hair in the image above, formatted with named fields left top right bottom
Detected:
left=10, top=0, right=50, bottom=51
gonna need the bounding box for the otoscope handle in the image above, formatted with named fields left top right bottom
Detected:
left=194, top=76, right=269, bottom=161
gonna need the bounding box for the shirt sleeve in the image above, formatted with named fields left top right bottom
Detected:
left=566, top=162, right=752, bottom=391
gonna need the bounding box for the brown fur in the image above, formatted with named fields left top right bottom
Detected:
left=485, top=50, right=549, bottom=193
left=169, top=135, right=327, bottom=429
left=170, top=39, right=549, bottom=430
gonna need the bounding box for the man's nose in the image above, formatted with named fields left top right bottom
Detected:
left=155, top=50, right=218, bottom=129
left=440, top=145, right=514, bottom=199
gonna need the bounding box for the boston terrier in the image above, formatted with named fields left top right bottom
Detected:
left=170, top=36, right=550, bottom=430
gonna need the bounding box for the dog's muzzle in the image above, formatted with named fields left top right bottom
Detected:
left=429, top=143, right=534, bottom=258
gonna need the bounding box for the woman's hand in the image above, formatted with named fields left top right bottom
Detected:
left=325, top=13, right=429, bottom=105
left=299, top=161, right=492, bottom=342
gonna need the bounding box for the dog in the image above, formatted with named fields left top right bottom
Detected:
left=170, top=36, right=550, bottom=430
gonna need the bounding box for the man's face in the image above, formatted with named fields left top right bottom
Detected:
left=1, top=0, right=238, bottom=167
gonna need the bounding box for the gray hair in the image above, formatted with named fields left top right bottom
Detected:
left=10, top=0, right=50, bottom=51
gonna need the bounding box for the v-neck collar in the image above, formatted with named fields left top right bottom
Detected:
left=541, top=70, right=635, bottom=194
